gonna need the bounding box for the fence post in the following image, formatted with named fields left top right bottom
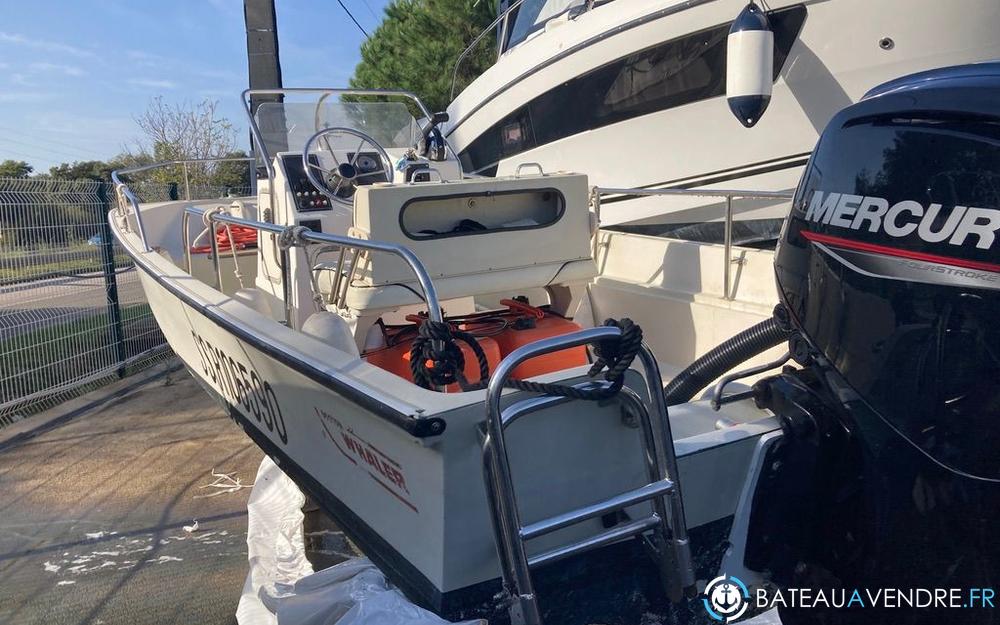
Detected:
left=97, top=182, right=128, bottom=378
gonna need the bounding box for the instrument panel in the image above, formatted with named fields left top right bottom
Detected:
left=281, top=154, right=330, bottom=211
left=281, top=152, right=389, bottom=210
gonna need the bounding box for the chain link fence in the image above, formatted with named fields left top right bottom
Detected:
left=0, top=177, right=174, bottom=426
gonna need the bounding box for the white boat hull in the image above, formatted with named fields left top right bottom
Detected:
left=115, top=210, right=781, bottom=617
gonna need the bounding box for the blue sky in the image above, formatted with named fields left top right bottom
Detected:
left=0, top=0, right=390, bottom=172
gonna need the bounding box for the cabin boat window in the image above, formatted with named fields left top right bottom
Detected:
left=501, top=0, right=617, bottom=51
left=505, top=0, right=584, bottom=49
left=254, top=100, right=421, bottom=162
left=463, top=5, right=806, bottom=176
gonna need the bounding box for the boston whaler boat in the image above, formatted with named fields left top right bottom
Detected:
left=110, top=86, right=789, bottom=623
left=110, top=63, right=1000, bottom=625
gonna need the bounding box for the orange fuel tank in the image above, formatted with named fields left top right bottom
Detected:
left=364, top=325, right=500, bottom=393
left=465, top=299, right=587, bottom=379
left=364, top=301, right=586, bottom=390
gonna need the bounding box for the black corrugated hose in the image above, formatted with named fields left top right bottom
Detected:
left=663, top=305, right=791, bottom=406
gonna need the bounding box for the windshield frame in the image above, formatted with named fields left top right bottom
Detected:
left=241, top=88, right=434, bottom=181
left=505, top=0, right=584, bottom=50
left=501, top=0, right=616, bottom=51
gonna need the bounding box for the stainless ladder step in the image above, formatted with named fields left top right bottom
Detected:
left=481, top=326, right=696, bottom=625
left=528, top=514, right=662, bottom=569
left=521, top=479, right=674, bottom=541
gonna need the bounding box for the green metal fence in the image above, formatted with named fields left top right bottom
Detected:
left=0, top=177, right=172, bottom=425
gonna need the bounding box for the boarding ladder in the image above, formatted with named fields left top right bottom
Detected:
left=481, top=326, right=696, bottom=625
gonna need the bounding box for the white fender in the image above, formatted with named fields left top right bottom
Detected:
left=726, top=2, right=774, bottom=128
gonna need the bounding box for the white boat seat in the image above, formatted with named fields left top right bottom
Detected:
left=344, top=259, right=596, bottom=312
left=344, top=173, right=597, bottom=315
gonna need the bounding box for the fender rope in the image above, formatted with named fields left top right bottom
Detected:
left=409, top=318, right=643, bottom=401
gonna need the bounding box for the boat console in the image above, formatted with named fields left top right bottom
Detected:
left=335, top=173, right=596, bottom=356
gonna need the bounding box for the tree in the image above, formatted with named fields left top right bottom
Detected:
left=133, top=96, right=238, bottom=162
left=210, top=150, right=253, bottom=194
left=126, top=97, right=248, bottom=196
left=48, top=160, right=116, bottom=182
left=350, top=0, right=497, bottom=113
left=0, top=160, right=33, bottom=178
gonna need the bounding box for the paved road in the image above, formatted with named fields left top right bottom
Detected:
left=0, top=271, right=145, bottom=341
left=0, top=368, right=264, bottom=625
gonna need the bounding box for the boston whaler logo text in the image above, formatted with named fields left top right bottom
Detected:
left=804, top=191, right=1000, bottom=249
left=191, top=330, right=288, bottom=444
left=314, top=408, right=417, bottom=513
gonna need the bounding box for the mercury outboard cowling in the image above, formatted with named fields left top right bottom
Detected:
left=756, top=63, right=1000, bottom=625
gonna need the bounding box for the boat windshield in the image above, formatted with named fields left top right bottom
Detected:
left=254, top=100, right=422, bottom=159
left=506, top=0, right=587, bottom=49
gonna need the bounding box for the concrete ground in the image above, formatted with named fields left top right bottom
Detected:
left=0, top=363, right=264, bottom=625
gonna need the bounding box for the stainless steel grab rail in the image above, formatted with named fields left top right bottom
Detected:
left=482, top=326, right=694, bottom=625
left=591, top=186, right=795, bottom=300
left=111, top=157, right=257, bottom=253
left=181, top=205, right=444, bottom=328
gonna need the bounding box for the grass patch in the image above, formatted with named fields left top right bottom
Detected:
left=0, top=303, right=167, bottom=417
left=0, top=245, right=131, bottom=283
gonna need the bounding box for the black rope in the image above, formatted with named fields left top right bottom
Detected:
left=409, top=320, right=490, bottom=390
left=408, top=318, right=643, bottom=401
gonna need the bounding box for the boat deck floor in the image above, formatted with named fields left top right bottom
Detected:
left=0, top=361, right=352, bottom=625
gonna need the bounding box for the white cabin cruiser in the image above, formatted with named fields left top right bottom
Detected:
left=111, top=88, right=791, bottom=624
left=446, top=0, right=1000, bottom=238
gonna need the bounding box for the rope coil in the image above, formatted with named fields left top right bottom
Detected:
left=278, top=225, right=310, bottom=250
left=409, top=318, right=642, bottom=401
left=409, top=321, right=490, bottom=390
left=189, top=224, right=258, bottom=254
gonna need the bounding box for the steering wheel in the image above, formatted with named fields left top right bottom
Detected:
left=302, top=127, right=394, bottom=207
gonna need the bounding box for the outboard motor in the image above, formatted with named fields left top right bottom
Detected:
left=748, top=63, right=1000, bottom=624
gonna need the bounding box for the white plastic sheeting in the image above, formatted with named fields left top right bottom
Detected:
left=747, top=609, right=782, bottom=624
left=237, top=457, right=483, bottom=625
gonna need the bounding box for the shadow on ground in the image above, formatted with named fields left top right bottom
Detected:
left=0, top=369, right=265, bottom=625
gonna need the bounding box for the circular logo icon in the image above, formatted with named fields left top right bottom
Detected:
left=703, top=575, right=750, bottom=622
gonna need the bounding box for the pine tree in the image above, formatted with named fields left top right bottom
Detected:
left=350, top=0, right=497, bottom=113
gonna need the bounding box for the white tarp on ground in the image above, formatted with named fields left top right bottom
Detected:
left=237, top=457, right=481, bottom=625
left=236, top=457, right=781, bottom=625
